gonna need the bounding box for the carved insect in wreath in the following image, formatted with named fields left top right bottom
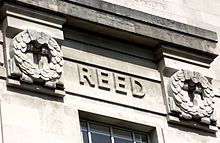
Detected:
left=168, top=69, right=216, bottom=125
left=9, top=29, right=64, bottom=89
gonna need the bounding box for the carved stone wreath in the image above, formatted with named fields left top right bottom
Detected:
left=11, top=29, right=63, bottom=87
left=168, top=69, right=216, bottom=125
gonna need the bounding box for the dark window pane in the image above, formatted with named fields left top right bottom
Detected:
left=82, top=131, right=89, bottom=143
left=90, top=123, right=110, bottom=135
left=80, top=121, right=88, bottom=131
left=114, top=138, right=133, bottom=143
left=91, top=133, right=111, bottom=143
left=141, top=134, right=148, bottom=143
left=135, top=133, right=148, bottom=143
left=80, top=120, right=148, bottom=143
left=134, top=133, right=141, bottom=142
left=113, top=128, right=132, bottom=140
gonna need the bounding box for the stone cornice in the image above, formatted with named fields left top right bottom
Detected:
left=1, top=0, right=218, bottom=58
left=64, top=0, right=217, bottom=42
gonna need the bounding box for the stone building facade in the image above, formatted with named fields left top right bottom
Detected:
left=0, top=0, right=219, bottom=143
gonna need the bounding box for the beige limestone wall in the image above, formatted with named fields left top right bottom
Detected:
left=102, top=0, right=220, bottom=78
left=0, top=79, right=81, bottom=143
left=102, top=0, right=220, bottom=130
left=0, top=1, right=220, bottom=143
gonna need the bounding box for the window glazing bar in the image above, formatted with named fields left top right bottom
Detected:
left=110, top=126, right=115, bottom=143
left=87, top=122, right=93, bottom=143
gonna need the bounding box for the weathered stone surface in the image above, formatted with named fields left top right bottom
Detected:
left=159, top=56, right=215, bottom=78
left=1, top=4, right=66, bottom=96
left=214, top=98, right=220, bottom=127
left=15, top=0, right=218, bottom=55
left=156, top=45, right=216, bottom=66
left=62, top=39, right=160, bottom=82
left=0, top=30, right=3, bottom=67
left=0, top=31, right=3, bottom=42
left=20, top=0, right=218, bottom=41
left=163, top=126, right=219, bottom=143
left=0, top=44, right=4, bottom=66
left=168, top=69, right=216, bottom=125
left=1, top=3, right=65, bottom=42
left=64, top=28, right=156, bottom=60
left=9, top=29, right=64, bottom=89
left=65, top=93, right=166, bottom=143
left=0, top=1, right=219, bottom=143
left=0, top=67, right=6, bottom=78
left=5, top=15, right=64, bottom=41
left=212, top=79, right=220, bottom=97
left=1, top=92, right=81, bottom=143
left=64, top=60, right=166, bottom=114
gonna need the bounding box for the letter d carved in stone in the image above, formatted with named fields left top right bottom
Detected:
left=168, top=69, right=216, bottom=125
left=131, top=78, right=145, bottom=98
left=9, top=29, right=64, bottom=89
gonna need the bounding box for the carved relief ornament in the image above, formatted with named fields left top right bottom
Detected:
left=168, top=69, right=216, bottom=125
left=9, top=29, right=64, bottom=89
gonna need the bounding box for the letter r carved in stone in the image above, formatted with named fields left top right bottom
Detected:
left=78, top=64, right=95, bottom=87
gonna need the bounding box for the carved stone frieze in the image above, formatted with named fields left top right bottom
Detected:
left=77, top=64, right=145, bottom=98
left=168, top=69, right=216, bottom=125
left=8, top=29, right=64, bottom=89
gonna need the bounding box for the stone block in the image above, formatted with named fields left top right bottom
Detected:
left=66, top=94, right=167, bottom=128
left=0, top=31, right=3, bottom=42
left=15, top=0, right=218, bottom=54
left=63, top=60, right=166, bottom=114
left=0, top=44, right=4, bottom=66
left=159, top=56, right=215, bottom=78
left=6, top=79, right=65, bottom=97
left=215, top=98, right=220, bottom=127
left=62, top=40, right=160, bottom=82
left=163, top=126, right=220, bottom=143
left=64, top=28, right=156, bottom=60
left=212, top=79, right=220, bottom=97
left=1, top=103, right=40, bottom=130
left=1, top=96, right=81, bottom=143
left=5, top=16, right=64, bottom=41
left=17, top=0, right=59, bottom=12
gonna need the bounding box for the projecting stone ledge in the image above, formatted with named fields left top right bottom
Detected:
left=7, top=0, right=218, bottom=56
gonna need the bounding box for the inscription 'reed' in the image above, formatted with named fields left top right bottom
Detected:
left=77, top=64, right=145, bottom=98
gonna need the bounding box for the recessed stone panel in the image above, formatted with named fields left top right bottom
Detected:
left=64, top=60, right=166, bottom=114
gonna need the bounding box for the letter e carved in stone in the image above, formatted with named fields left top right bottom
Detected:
left=97, top=69, right=113, bottom=91
left=114, top=73, right=130, bottom=95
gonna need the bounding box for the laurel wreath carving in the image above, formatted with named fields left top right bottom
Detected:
left=169, top=69, right=215, bottom=119
left=11, top=29, right=63, bottom=82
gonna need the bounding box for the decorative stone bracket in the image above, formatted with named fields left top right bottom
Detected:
left=168, top=69, right=216, bottom=125
left=8, top=29, right=64, bottom=90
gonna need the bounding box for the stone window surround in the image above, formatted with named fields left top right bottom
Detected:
left=79, top=111, right=164, bottom=143
left=80, top=120, right=149, bottom=143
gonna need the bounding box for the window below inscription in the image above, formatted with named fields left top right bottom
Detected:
left=80, top=120, right=149, bottom=143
